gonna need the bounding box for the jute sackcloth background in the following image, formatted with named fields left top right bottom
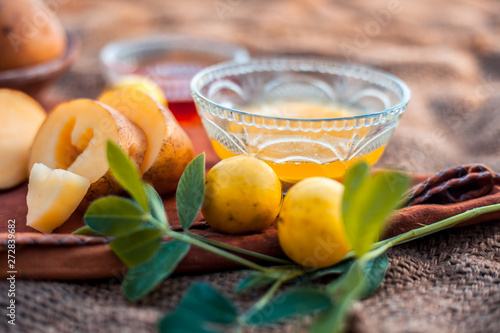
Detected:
left=1, top=0, right=499, bottom=332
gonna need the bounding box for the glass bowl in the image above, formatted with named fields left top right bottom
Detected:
left=100, top=35, right=249, bottom=123
left=191, top=57, right=411, bottom=186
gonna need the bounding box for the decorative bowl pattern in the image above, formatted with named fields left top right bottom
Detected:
left=191, top=57, right=411, bottom=184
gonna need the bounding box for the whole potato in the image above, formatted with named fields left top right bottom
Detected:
left=0, top=0, right=67, bottom=71
left=202, top=155, right=283, bottom=235
left=278, top=177, right=351, bottom=268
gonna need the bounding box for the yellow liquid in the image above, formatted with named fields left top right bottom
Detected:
left=210, top=100, right=386, bottom=183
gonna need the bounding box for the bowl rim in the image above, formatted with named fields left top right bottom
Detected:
left=190, top=56, right=411, bottom=123
left=0, top=32, right=80, bottom=83
left=99, top=34, right=250, bottom=76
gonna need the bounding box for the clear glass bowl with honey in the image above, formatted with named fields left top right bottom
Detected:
left=191, top=57, right=411, bottom=187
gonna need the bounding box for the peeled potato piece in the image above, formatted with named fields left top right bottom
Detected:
left=98, top=87, right=194, bottom=194
left=27, top=163, right=90, bottom=233
left=0, top=89, right=46, bottom=190
left=29, top=99, right=147, bottom=202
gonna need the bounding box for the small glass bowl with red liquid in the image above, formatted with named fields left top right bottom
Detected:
left=100, top=35, right=249, bottom=124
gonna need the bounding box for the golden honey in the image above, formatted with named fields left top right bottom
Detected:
left=210, top=99, right=386, bottom=183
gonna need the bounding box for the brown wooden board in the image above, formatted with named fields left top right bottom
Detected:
left=1, top=125, right=499, bottom=280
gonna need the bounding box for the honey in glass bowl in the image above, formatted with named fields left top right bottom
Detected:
left=191, top=57, right=411, bottom=186
left=209, top=98, right=386, bottom=183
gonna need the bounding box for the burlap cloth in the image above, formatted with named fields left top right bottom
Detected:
left=1, top=0, right=500, bottom=332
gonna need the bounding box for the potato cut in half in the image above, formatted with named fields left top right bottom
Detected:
left=0, top=89, right=47, bottom=190
left=27, top=163, right=90, bottom=233
left=98, top=87, right=194, bottom=194
left=29, top=99, right=147, bottom=202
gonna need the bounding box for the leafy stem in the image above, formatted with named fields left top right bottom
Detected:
left=372, top=203, right=500, bottom=250
left=239, top=276, right=286, bottom=323
left=166, top=230, right=272, bottom=273
left=147, top=215, right=169, bottom=233
left=186, top=231, right=293, bottom=265
left=337, top=203, right=500, bottom=265
left=87, top=141, right=499, bottom=333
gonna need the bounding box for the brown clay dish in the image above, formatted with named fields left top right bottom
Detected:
left=0, top=32, right=80, bottom=100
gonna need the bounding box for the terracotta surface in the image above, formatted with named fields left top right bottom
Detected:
left=1, top=125, right=499, bottom=280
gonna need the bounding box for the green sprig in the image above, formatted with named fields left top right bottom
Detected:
left=75, top=141, right=500, bottom=332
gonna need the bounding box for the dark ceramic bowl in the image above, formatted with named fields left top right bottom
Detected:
left=0, top=32, right=80, bottom=100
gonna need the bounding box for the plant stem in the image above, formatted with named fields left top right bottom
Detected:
left=149, top=215, right=290, bottom=271
left=149, top=215, right=169, bottom=233
left=341, top=203, right=500, bottom=262
left=187, top=232, right=293, bottom=265
left=166, top=230, right=272, bottom=273
left=373, top=203, right=500, bottom=250
left=240, top=277, right=285, bottom=323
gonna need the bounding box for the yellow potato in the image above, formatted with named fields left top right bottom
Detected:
left=109, top=75, right=167, bottom=105
left=0, top=0, right=67, bottom=70
left=278, top=177, right=351, bottom=268
left=29, top=99, right=147, bottom=203
left=0, top=88, right=46, bottom=189
left=98, top=87, right=194, bottom=195
left=202, top=155, right=282, bottom=234
left=27, top=163, right=90, bottom=233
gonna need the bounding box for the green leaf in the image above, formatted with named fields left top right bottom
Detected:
left=312, top=254, right=389, bottom=333
left=342, top=162, right=370, bottom=257
left=159, top=282, right=238, bottom=333
left=109, top=227, right=163, bottom=267
left=359, top=254, right=389, bottom=299
left=144, top=184, right=168, bottom=226
left=246, top=287, right=331, bottom=325
left=85, top=196, right=146, bottom=235
left=343, top=165, right=410, bottom=257
left=235, top=271, right=281, bottom=293
left=106, top=140, right=148, bottom=212
left=71, top=226, right=101, bottom=236
left=179, top=282, right=238, bottom=324
left=311, top=287, right=356, bottom=333
left=343, top=162, right=370, bottom=200
left=312, top=261, right=366, bottom=333
left=159, top=315, right=218, bottom=333
left=176, top=153, right=205, bottom=230
left=297, top=259, right=353, bottom=283
left=123, top=240, right=190, bottom=301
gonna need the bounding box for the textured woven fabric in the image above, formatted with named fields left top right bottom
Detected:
left=1, top=0, right=499, bottom=332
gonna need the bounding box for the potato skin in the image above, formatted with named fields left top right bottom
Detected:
left=28, top=99, right=147, bottom=208
left=202, top=155, right=283, bottom=235
left=142, top=106, right=195, bottom=195
left=0, top=0, right=67, bottom=70
left=278, top=177, right=351, bottom=268
left=82, top=105, right=147, bottom=206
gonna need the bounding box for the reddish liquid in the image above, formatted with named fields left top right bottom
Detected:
left=167, top=99, right=200, bottom=125
left=134, top=58, right=223, bottom=125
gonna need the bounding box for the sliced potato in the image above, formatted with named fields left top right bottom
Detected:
left=27, top=163, right=90, bottom=233
left=0, top=88, right=46, bottom=190
left=98, top=87, right=194, bottom=194
left=29, top=98, right=147, bottom=202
